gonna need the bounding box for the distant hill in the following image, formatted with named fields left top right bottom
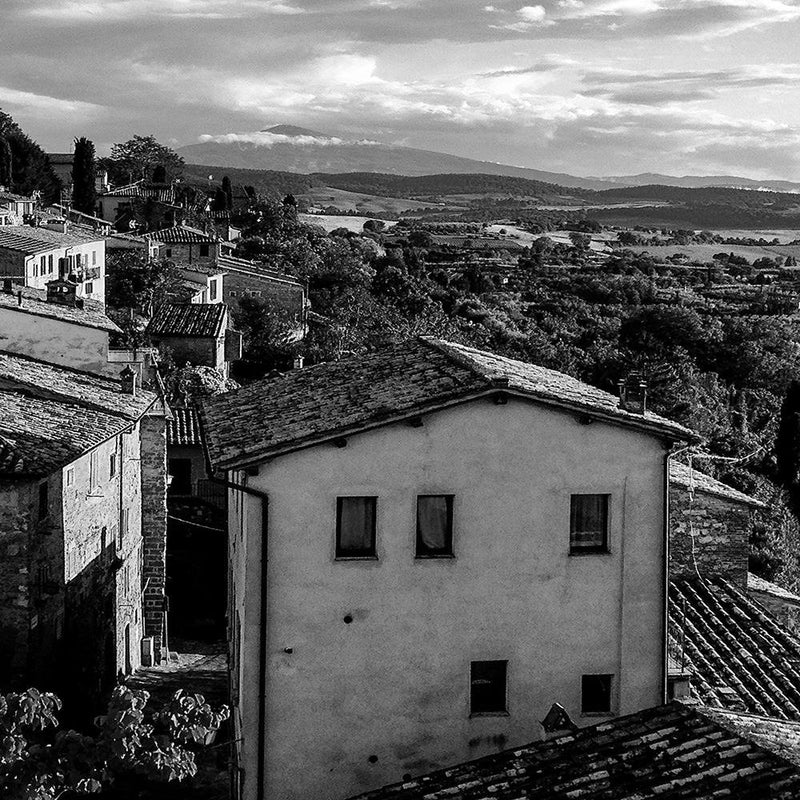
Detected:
left=597, top=172, right=800, bottom=194
left=176, top=126, right=612, bottom=190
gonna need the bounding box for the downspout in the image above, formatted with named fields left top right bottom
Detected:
left=209, top=473, right=269, bottom=800
left=662, top=442, right=691, bottom=703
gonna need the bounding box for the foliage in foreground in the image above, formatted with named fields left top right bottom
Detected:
left=0, top=686, right=229, bottom=800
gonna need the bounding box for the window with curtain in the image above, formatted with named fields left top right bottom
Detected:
left=336, top=497, right=377, bottom=558
left=416, top=495, right=454, bottom=557
left=569, top=494, right=609, bottom=554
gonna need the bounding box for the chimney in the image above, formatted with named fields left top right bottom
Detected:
left=120, top=366, right=137, bottom=396
left=618, top=372, right=647, bottom=414
left=540, top=703, right=578, bottom=740
left=293, top=355, right=305, bottom=370
left=46, top=277, right=79, bottom=307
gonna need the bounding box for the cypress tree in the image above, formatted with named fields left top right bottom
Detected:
left=71, top=136, right=97, bottom=214
left=221, top=175, right=233, bottom=210
left=0, top=110, right=61, bottom=202
left=0, top=137, right=12, bottom=188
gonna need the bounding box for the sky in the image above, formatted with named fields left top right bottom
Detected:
left=2, top=0, right=800, bottom=180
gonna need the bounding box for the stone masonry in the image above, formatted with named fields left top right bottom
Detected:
left=141, top=412, right=168, bottom=663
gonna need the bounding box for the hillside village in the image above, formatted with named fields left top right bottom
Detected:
left=6, top=112, right=800, bottom=800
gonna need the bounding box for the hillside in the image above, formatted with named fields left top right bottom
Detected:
left=598, top=172, right=800, bottom=194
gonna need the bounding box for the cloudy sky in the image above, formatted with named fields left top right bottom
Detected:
left=2, top=0, right=799, bottom=179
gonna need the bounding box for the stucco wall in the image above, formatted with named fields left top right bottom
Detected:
left=0, top=306, right=113, bottom=377
left=18, top=240, right=106, bottom=304
left=669, top=488, right=750, bottom=587
left=232, top=398, right=668, bottom=800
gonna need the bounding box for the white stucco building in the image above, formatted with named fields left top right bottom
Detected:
left=199, top=338, right=696, bottom=800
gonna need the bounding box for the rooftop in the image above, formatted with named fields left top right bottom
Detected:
left=749, top=573, right=800, bottom=606
left=167, top=407, right=201, bottom=446
left=0, top=350, right=157, bottom=478
left=146, top=303, right=227, bottom=339
left=0, top=286, right=120, bottom=332
left=0, top=225, right=104, bottom=254
left=669, top=577, right=800, bottom=720
left=216, top=254, right=304, bottom=287
left=144, top=225, right=219, bottom=244
left=101, top=182, right=175, bottom=202
left=670, top=461, right=766, bottom=508
left=0, top=191, right=35, bottom=203
left=200, top=337, right=696, bottom=472
left=348, top=701, right=800, bottom=800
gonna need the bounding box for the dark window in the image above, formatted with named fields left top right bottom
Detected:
left=168, top=458, right=192, bottom=495
left=470, top=660, right=507, bottom=715
left=570, top=494, right=609, bottom=554
left=416, top=495, right=454, bottom=557
left=209, top=279, right=218, bottom=300
left=85, top=282, right=94, bottom=295
left=200, top=244, right=210, bottom=257
left=38, top=482, right=49, bottom=520
left=165, top=248, right=172, bottom=258
left=109, top=452, right=117, bottom=478
left=336, top=497, right=377, bottom=558
left=581, top=674, right=613, bottom=714
left=100, top=526, right=108, bottom=552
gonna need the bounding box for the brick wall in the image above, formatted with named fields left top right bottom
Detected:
left=669, top=487, right=751, bottom=587
left=141, top=412, right=168, bottom=663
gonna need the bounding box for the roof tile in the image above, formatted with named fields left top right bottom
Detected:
left=146, top=303, right=227, bottom=338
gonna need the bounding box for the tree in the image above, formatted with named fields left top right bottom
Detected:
left=105, top=135, right=184, bottom=185
left=776, top=381, right=800, bottom=511
left=0, top=685, right=229, bottom=800
left=221, top=176, right=233, bottom=210
left=162, top=364, right=238, bottom=406
left=232, top=294, right=302, bottom=375
left=0, top=110, right=61, bottom=202
left=568, top=231, right=591, bottom=251
left=105, top=250, right=181, bottom=313
left=0, top=137, right=12, bottom=187
left=71, top=137, right=97, bottom=215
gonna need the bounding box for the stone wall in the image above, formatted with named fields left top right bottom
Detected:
left=141, top=412, right=168, bottom=663
left=669, top=487, right=751, bottom=587
left=154, top=335, right=221, bottom=371
left=223, top=270, right=305, bottom=320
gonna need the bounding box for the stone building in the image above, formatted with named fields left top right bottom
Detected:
left=0, top=351, right=159, bottom=707
left=96, top=182, right=180, bottom=230
left=143, top=224, right=233, bottom=269
left=199, top=337, right=696, bottom=800
left=0, top=225, right=106, bottom=303
left=145, top=302, right=240, bottom=375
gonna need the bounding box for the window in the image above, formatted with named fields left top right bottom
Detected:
left=581, top=674, right=613, bottom=714
left=470, top=661, right=507, bottom=715
left=165, top=248, right=172, bottom=258
left=416, top=495, right=454, bottom=557
left=48, top=254, right=53, bottom=273
left=209, top=279, right=218, bottom=301
left=100, top=526, right=107, bottom=552
left=109, top=452, right=117, bottom=478
left=569, top=494, right=609, bottom=554
left=168, top=458, right=192, bottom=495
left=199, top=244, right=210, bottom=257
left=65, top=467, right=74, bottom=487
left=40, top=255, right=46, bottom=273
left=85, top=282, right=94, bottom=295
left=335, top=497, right=377, bottom=558
left=92, top=250, right=97, bottom=265
left=38, top=481, right=49, bottom=520
left=120, top=508, right=129, bottom=548
left=229, top=291, right=238, bottom=298
left=89, top=450, right=100, bottom=490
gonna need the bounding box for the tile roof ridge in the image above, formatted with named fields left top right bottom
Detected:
left=417, top=337, right=495, bottom=385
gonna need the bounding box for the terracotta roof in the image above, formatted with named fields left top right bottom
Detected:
left=199, top=337, right=696, bottom=472
left=101, top=182, right=175, bottom=202
left=216, top=254, right=303, bottom=287
left=167, top=407, right=201, bottom=446
left=0, top=350, right=157, bottom=478
left=670, top=461, right=766, bottom=508
left=143, top=225, right=218, bottom=244
left=146, top=303, right=226, bottom=339
left=669, top=577, right=800, bottom=720
left=0, top=225, right=103, bottom=254
left=748, top=573, right=800, bottom=606
left=348, top=701, right=800, bottom=800
left=0, top=286, right=120, bottom=332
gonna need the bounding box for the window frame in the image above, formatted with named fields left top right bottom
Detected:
left=581, top=673, right=614, bottom=715
left=335, top=496, right=378, bottom=560
left=569, top=493, right=610, bottom=555
left=415, top=494, right=455, bottom=558
left=469, top=660, right=508, bottom=717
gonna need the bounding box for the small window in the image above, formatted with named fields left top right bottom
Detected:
left=165, top=248, right=172, bottom=258
left=470, top=660, right=507, bottom=715
left=200, top=244, right=210, bottom=257
left=416, top=495, right=454, bottom=557
left=85, top=282, right=94, bottom=295
left=336, top=497, right=377, bottom=558
left=89, top=450, right=100, bottom=489
left=100, top=526, right=107, bottom=552
left=570, top=494, right=609, bottom=554
left=209, top=279, right=218, bottom=300
left=38, top=482, right=49, bottom=521
left=109, top=452, right=117, bottom=478
left=229, top=291, right=238, bottom=298
left=65, top=467, right=74, bottom=487
left=40, top=255, right=46, bottom=272
left=581, top=674, right=613, bottom=714
left=92, top=250, right=97, bottom=265
left=48, top=254, right=53, bottom=273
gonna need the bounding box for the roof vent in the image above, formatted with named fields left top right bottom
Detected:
left=618, top=372, right=647, bottom=415
left=120, top=365, right=137, bottom=396
left=540, top=702, right=577, bottom=740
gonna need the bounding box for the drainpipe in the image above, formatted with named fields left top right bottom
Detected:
left=209, top=473, right=269, bottom=800
left=662, top=443, right=691, bottom=703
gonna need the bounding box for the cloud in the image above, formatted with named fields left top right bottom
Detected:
left=196, top=131, right=381, bottom=147
left=26, top=0, right=305, bottom=21
left=0, top=85, right=104, bottom=117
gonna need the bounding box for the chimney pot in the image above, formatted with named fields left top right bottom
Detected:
left=293, top=356, right=305, bottom=370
